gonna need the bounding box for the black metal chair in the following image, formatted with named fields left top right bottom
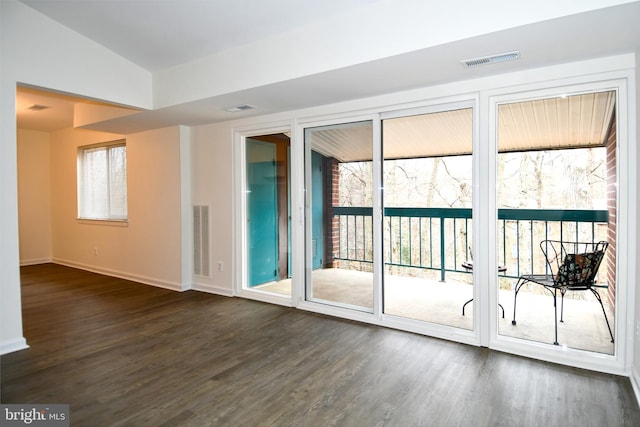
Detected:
left=511, top=240, right=613, bottom=345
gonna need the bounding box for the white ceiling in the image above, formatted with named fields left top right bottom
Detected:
left=14, top=0, right=640, bottom=134
left=20, top=0, right=381, bottom=72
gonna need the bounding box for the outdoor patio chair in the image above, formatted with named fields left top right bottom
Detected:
left=511, top=240, right=613, bottom=346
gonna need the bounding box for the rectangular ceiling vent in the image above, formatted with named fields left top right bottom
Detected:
left=460, top=50, right=520, bottom=68
left=27, top=104, right=51, bottom=111
left=223, top=104, right=256, bottom=113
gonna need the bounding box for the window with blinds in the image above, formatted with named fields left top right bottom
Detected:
left=77, top=140, right=127, bottom=221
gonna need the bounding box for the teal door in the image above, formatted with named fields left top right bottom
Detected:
left=311, top=151, right=324, bottom=269
left=247, top=140, right=278, bottom=286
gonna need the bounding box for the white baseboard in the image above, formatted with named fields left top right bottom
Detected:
left=236, top=289, right=293, bottom=307
left=20, top=258, right=52, bottom=266
left=192, top=281, right=234, bottom=297
left=0, top=337, right=29, bottom=355
left=632, top=366, right=640, bottom=409
left=52, top=259, right=183, bottom=291
left=27, top=259, right=234, bottom=296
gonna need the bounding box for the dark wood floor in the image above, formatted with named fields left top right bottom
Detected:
left=2, top=264, right=639, bottom=426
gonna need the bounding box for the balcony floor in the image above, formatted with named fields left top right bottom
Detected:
left=257, top=268, right=615, bottom=355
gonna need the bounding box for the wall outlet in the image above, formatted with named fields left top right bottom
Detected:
left=217, top=261, right=223, bottom=272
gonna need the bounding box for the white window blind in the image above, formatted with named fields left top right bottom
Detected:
left=77, top=141, right=127, bottom=220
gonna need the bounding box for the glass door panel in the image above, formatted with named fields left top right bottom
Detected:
left=245, top=135, right=291, bottom=295
left=382, top=108, right=474, bottom=329
left=497, top=91, right=616, bottom=355
left=304, top=121, right=374, bottom=311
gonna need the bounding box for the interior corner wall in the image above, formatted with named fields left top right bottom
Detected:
left=0, top=84, right=26, bottom=354
left=17, top=129, right=52, bottom=265
left=49, top=126, right=184, bottom=290
left=1, top=1, right=152, bottom=109
left=179, top=126, right=193, bottom=291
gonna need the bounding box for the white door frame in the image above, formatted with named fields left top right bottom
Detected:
left=486, top=75, right=635, bottom=374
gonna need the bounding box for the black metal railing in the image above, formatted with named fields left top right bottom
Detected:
left=333, top=206, right=608, bottom=281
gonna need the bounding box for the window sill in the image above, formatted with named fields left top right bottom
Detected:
left=77, top=218, right=129, bottom=227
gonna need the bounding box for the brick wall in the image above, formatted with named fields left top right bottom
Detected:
left=323, top=157, right=340, bottom=268
left=605, top=115, right=617, bottom=308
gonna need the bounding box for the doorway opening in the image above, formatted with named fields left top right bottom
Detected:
left=245, top=133, right=292, bottom=296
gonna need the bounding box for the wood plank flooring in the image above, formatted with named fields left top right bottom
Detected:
left=2, top=263, right=639, bottom=426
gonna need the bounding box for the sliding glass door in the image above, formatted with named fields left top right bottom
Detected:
left=302, top=105, right=476, bottom=332
left=496, top=90, right=617, bottom=355
left=239, top=78, right=629, bottom=373
left=304, top=121, right=374, bottom=311
left=382, top=107, right=474, bottom=329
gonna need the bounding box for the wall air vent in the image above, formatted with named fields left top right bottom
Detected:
left=193, top=205, right=211, bottom=277
left=223, top=104, right=256, bottom=113
left=460, top=50, right=520, bottom=68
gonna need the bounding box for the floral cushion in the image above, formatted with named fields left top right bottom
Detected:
left=555, top=251, right=602, bottom=286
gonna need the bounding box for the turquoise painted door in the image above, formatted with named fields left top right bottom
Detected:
left=311, top=151, right=324, bottom=269
left=247, top=140, right=278, bottom=286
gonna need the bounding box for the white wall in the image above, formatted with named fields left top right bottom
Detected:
left=125, top=126, right=186, bottom=288
left=0, top=0, right=153, bottom=354
left=17, top=129, right=52, bottom=265
left=1, top=1, right=151, bottom=108
left=191, top=123, right=234, bottom=295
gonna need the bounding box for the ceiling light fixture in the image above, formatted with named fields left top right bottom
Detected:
left=223, top=104, right=256, bottom=113
left=460, top=50, right=520, bottom=68
left=27, top=104, right=51, bottom=111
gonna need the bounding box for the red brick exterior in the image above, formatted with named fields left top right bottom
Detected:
left=323, top=157, right=340, bottom=268
left=605, top=115, right=617, bottom=308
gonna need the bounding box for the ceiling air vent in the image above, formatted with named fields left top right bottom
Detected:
left=460, top=50, right=520, bottom=68
left=27, top=104, right=51, bottom=111
left=223, top=104, right=256, bottom=113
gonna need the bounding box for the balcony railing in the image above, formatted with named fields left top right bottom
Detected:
left=332, top=206, right=609, bottom=281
